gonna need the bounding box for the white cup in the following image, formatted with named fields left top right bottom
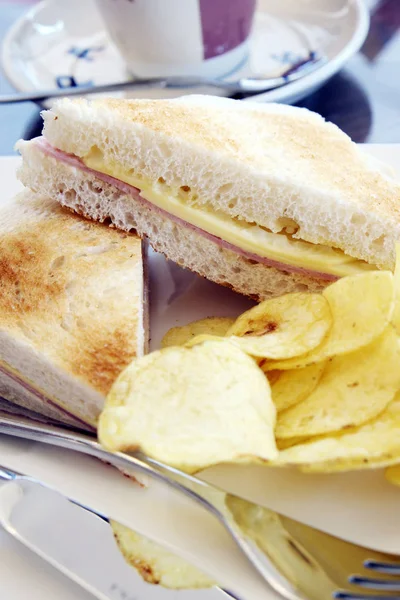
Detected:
left=95, top=0, right=256, bottom=78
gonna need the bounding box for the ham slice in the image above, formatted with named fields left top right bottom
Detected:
left=34, top=137, right=337, bottom=282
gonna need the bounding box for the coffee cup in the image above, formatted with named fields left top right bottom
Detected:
left=95, top=0, right=256, bottom=78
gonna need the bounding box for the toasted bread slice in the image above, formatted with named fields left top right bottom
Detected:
left=36, top=95, right=400, bottom=269
left=0, top=190, right=146, bottom=428
left=16, top=141, right=327, bottom=300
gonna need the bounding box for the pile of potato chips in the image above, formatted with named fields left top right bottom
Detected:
left=98, top=247, right=400, bottom=482
left=100, top=248, right=400, bottom=592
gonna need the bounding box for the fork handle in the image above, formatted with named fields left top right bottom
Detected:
left=0, top=412, right=217, bottom=503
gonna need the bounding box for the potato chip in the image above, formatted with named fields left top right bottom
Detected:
left=224, top=293, right=331, bottom=359
left=268, top=362, right=326, bottom=413
left=161, top=317, right=235, bottom=349
left=277, top=436, right=311, bottom=451
left=385, top=464, right=400, bottom=487
left=266, top=271, right=395, bottom=371
left=265, top=370, right=281, bottom=386
left=184, top=333, right=229, bottom=348
left=391, top=244, right=400, bottom=335
left=275, top=394, right=400, bottom=473
left=275, top=326, right=400, bottom=439
left=98, top=340, right=277, bottom=472
left=111, top=521, right=215, bottom=589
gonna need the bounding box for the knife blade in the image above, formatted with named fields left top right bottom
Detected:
left=0, top=474, right=230, bottom=600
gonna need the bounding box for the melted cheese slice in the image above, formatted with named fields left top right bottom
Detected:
left=84, top=152, right=377, bottom=278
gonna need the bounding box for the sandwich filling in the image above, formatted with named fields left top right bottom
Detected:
left=35, top=137, right=377, bottom=280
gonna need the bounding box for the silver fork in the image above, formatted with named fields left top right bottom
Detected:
left=0, top=411, right=400, bottom=600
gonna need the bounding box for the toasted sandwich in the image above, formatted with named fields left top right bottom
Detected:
left=0, top=190, right=147, bottom=429
left=16, top=95, right=400, bottom=301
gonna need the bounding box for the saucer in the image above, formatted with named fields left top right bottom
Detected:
left=2, top=0, right=369, bottom=106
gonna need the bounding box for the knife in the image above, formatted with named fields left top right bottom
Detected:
left=0, top=468, right=237, bottom=600
left=0, top=432, right=277, bottom=600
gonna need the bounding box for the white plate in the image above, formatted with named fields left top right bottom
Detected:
left=1, top=146, right=400, bottom=599
left=1, top=0, right=369, bottom=106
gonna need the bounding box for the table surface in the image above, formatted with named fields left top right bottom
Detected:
left=0, top=0, right=399, bottom=154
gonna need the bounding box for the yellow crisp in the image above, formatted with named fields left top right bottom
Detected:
left=276, top=326, right=400, bottom=439
left=275, top=394, right=400, bottom=473
left=111, top=521, right=215, bottom=589
left=225, top=293, right=331, bottom=359
left=385, top=464, right=400, bottom=487
left=99, top=340, right=277, bottom=473
left=161, top=317, right=234, bottom=348
left=266, top=271, right=394, bottom=370
left=268, top=362, right=326, bottom=413
left=391, top=243, right=400, bottom=335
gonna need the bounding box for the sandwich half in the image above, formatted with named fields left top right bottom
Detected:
left=0, top=190, right=147, bottom=429
left=16, top=95, right=400, bottom=300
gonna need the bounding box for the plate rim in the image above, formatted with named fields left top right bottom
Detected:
left=245, top=0, right=370, bottom=103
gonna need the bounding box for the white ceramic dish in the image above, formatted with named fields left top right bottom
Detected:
left=1, top=146, right=400, bottom=599
left=1, top=0, right=369, bottom=106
